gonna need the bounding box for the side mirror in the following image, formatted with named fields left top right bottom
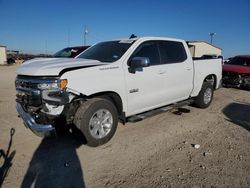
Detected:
left=130, top=57, right=150, bottom=69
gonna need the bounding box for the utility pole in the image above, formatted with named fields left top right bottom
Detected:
left=209, top=32, right=216, bottom=44
left=45, top=40, right=47, bottom=56
left=84, top=26, right=88, bottom=46
left=67, top=29, right=70, bottom=47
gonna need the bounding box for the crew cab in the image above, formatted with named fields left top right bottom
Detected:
left=222, top=55, right=250, bottom=89
left=15, top=37, right=222, bottom=147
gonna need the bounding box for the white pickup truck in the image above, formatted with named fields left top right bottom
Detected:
left=16, top=36, right=222, bottom=146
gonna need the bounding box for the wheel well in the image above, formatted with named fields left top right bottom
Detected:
left=204, top=74, right=217, bottom=89
left=87, top=92, right=124, bottom=117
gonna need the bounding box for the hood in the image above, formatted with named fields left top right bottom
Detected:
left=223, top=64, right=250, bottom=74
left=16, top=58, right=107, bottom=76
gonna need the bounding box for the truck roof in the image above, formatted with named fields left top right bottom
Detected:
left=236, top=55, right=250, bottom=59
left=110, top=36, right=185, bottom=43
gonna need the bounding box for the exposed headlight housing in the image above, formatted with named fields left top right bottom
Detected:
left=38, top=82, right=58, bottom=90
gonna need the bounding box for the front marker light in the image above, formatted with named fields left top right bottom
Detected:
left=59, top=79, right=68, bottom=89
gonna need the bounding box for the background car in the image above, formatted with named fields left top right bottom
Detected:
left=53, top=46, right=90, bottom=58
left=222, top=55, right=250, bottom=89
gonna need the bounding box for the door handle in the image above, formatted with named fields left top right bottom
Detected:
left=186, top=67, right=192, bottom=71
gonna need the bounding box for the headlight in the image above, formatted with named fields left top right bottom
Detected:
left=38, top=82, right=58, bottom=90
left=37, top=79, right=68, bottom=90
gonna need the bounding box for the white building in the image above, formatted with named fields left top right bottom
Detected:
left=188, top=41, right=222, bottom=58
left=0, top=46, right=7, bottom=65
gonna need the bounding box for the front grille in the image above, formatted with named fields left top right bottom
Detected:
left=16, top=78, right=42, bottom=107
left=15, top=79, right=38, bottom=89
left=222, top=71, right=241, bottom=86
left=16, top=89, right=41, bottom=107
left=222, top=71, right=238, bottom=77
left=15, top=76, right=59, bottom=107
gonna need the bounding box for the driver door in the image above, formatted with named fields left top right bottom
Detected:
left=125, top=41, right=167, bottom=116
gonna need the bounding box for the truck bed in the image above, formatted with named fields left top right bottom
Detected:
left=191, top=58, right=222, bottom=97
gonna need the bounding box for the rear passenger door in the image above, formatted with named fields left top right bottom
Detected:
left=158, top=40, right=193, bottom=102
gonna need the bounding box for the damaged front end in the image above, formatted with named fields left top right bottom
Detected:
left=15, top=75, right=79, bottom=137
left=222, top=72, right=250, bottom=89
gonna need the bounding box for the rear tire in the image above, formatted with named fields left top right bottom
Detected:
left=194, top=82, right=214, bottom=108
left=74, top=98, right=118, bottom=147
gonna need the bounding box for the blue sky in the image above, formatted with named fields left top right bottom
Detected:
left=0, top=0, right=249, bottom=58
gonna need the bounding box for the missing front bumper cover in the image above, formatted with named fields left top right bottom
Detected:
left=16, top=102, right=56, bottom=137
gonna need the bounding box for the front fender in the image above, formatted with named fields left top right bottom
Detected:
left=60, top=64, right=128, bottom=113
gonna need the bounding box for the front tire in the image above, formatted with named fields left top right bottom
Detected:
left=194, top=82, right=214, bottom=108
left=74, top=98, right=118, bottom=147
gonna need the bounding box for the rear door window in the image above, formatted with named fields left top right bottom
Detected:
left=242, top=58, right=250, bottom=66
left=228, top=57, right=250, bottom=66
left=246, top=58, right=250, bottom=66
left=159, top=41, right=187, bottom=64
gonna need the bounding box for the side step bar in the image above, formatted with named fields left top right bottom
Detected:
left=127, top=99, right=194, bottom=123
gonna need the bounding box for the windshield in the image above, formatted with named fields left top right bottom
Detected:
left=54, top=48, right=76, bottom=58
left=226, top=57, right=250, bottom=66
left=54, top=47, right=89, bottom=58
left=77, top=41, right=134, bottom=62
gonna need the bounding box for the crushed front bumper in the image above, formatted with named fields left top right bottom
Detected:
left=16, top=102, right=56, bottom=137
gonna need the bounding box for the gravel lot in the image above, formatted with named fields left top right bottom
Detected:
left=0, top=65, right=250, bottom=188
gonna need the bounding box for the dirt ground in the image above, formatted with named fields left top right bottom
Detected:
left=0, top=65, right=250, bottom=188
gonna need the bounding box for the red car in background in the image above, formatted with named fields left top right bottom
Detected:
left=222, top=55, right=250, bottom=89
left=53, top=46, right=90, bottom=58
